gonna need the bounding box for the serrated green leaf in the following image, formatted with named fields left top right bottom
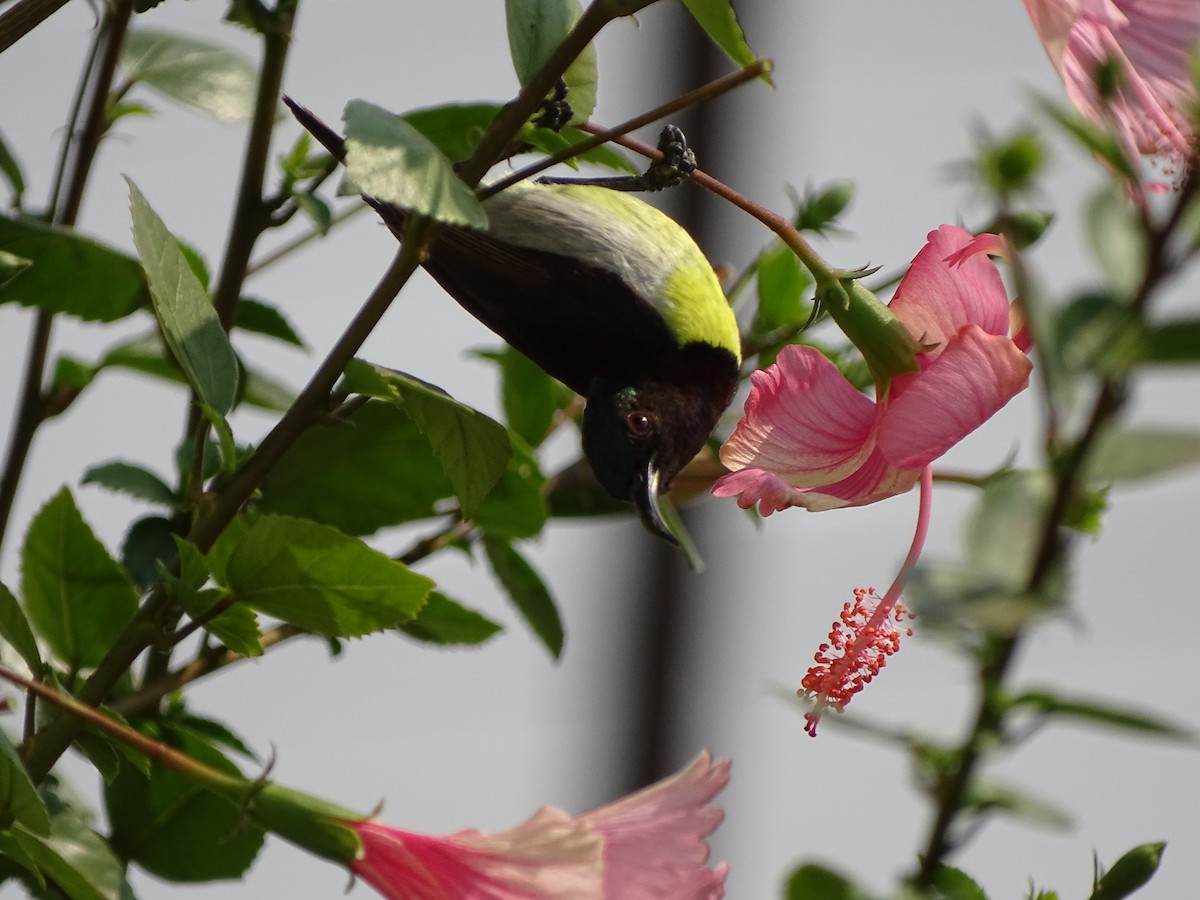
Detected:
left=121, top=29, right=258, bottom=123
left=105, top=726, right=264, bottom=882
left=680, top=0, right=761, bottom=73
left=403, top=102, right=501, bottom=163
left=483, top=537, right=562, bottom=658
left=258, top=400, right=453, bottom=535
left=13, top=784, right=132, bottom=900
left=0, top=580, right=42, bottom=672
left=0, top=214, right=149, bottom=321
left=506, top=0, right=597, bottom=124
left=784, top=863, right=872, bottom=900
left=169, top=712, right=258, bottom=762
left=473, top=439, right=549, bottom=539
left=225, top=514, right=434, bottom=638
left=1090, top=842, right=1166, bottom=900
left=82, top=461, right=177, bottom=507
left=20, top=488, right=138, bottom=670
left=0, top=131, right=25, bottom=202
left=235, top=297, right=306, bottom=347
left=1087, top=426, right=1200, bottom=482
left=341, top=100, right=486, bottom=228
left=0, top=729, right=50, bottom=835
left=128, top=178, right=240, bottom=415
left=344, top=361, right=511, bottom=519
left=1009, top=690, right=1195, bottom=740
left=166, top=536, right=262, bottom=656
left=121, top=514, right=178, bottom=591
left=400, top=591, right=503, bottom=646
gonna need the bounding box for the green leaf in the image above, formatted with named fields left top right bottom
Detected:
left=753, top=241, right=811, bottom=333
left=400, top=591, right=503, bottom=646
left=1085, top=186, right=1146, bottom=300
left=20, top=488, right=138, bottom=670
left=680, top=0, right=760, bottom=73
left=966, top=779, right=1073, bottom=831
left=257, top=400, right=453, bottom=534
left=13, top=783, right=132, bottom=900
left=919, top=864, right=990, bottom=900
left=537, top=125, right=638, bottom=172
left=225, top=514, right=434, bottom=638
left=121, top=29, right=259, bottom=123
left=341, top=99, right=487, bottom=228
left=169, top=712, right=258, bottom=762
left=82, top=461, right=177, bottom=507
left=506, top=0, right=597, bottom=123
left=1090, top=842, right=1166, bottom=900
left=483, top=537, right=562, bottom=658
left=165, top=537, right=262, bottom=656
left=403, top=102, right=502, bottom=163
left=1008, top=690, right=1195, bottom=740
left=234, top=297, right=306, bottom=347
left=0, top=214, right=149, bottom=321
left=0, top=130, right=25, bottom=202
left=904, top=561, right=1052, bottom=638
left=0, top=249, right=31, bottom=288
left=473, top=439, right=549, bottom=539
left=784, top=863, right=872, bottom=900
left=0, top=729, right=50, bottom=835
left=0, top=579, right=42, bottom=672
left=105, top=726, right=265, bottom=882
left=0, top=829, right=46, bottom=891
left=1087, top=426, right=1200, bottom=482
left=293, top=192, right=332, bottom=235
left=240, top=366, right=295, bottom=412
left=128, top=178, right=240, bottom=415
left=344, top=360, right=512, bottom=519
left=121, top=514, right=178, bottom=590
left=477, top=346, right=574, bottom=448
left=966, top=470, right=1054, bottom=590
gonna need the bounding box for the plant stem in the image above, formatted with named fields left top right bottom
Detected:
left=210, top=1, right=298, bottom=329
left=0, top=0, right=69, bottom=54
left=244, top=201, right=367, bottom=277
left=479, top=58, right=771, bottom=200
left=456, top=0, right=657, bottom=188
left=0, top=0, right=133, bottom=555
left=910, top=172, right=1200, bottom=885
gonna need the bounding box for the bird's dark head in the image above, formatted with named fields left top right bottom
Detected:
left=582, top=358, right=735, bottom=544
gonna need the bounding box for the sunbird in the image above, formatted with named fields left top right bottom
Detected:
left=284, top=97, right=740, bottom=544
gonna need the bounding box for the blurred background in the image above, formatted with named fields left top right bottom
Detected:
left=1, top=1, right=1198, bottom=897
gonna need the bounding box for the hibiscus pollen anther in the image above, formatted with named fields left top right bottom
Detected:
left=799, top=587, right=914, bottom=737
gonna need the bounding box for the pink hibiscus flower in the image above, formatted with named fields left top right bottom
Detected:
left=347, top=751, right=731, bottom=899
left=1023, top=0, right=1200, bottom=173
left=713, top=225, right=1032, bottom=514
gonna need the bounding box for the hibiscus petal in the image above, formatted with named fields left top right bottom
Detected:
left=876, top=325, right=1032, bottom=469
left=584, top=750, right=731, bottom=899
left=718, top=345, right=876, bottom=486
left=713, top=449, right=919, bottom=513
left=888, top=226, right=1011, bottom=357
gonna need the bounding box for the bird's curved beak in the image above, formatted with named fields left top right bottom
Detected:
left=632, top=462, right=681, bottom=547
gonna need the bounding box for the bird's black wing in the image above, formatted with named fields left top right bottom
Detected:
left=422, top=224, right=682, bottom=396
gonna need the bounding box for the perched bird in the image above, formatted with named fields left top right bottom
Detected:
left=284, top=97, right=740, bottom=544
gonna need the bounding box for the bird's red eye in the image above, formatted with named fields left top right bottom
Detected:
left=626, top=411, right=653, bottom=435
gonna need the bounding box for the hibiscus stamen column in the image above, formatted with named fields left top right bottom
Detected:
left=800, top=466, right=932, bottom=736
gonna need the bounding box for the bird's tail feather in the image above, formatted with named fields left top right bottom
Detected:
left=282, top=95, right=347, bottom=162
